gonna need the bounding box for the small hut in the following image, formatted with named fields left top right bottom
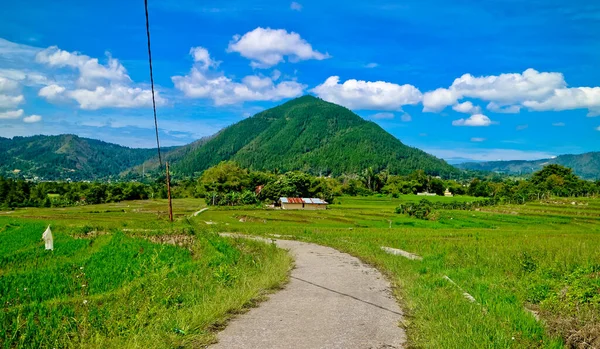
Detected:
left=278, top=197, right=328, bottom=210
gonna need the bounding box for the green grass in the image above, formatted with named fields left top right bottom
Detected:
left=196, top=195, right=600, bottom=348
left=3, top=195, right=599, bottom=348
left=0, top=200, right=291, bottom=348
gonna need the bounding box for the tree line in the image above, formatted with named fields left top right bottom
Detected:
left=1, top=162, right=598, bottom=209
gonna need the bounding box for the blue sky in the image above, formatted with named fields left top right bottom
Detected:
left=1, top=0, right=599, bottom=162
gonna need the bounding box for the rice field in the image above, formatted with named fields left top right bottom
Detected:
left=2, top=195, right=599, bottom=348
left=198, top=195, right=600, bottom=348
left=0, top=200, right=291, bottom=348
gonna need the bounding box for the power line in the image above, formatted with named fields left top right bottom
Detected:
left=144, top=0, right=162, bottom=167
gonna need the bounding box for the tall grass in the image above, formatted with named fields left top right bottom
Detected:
left=0, top=216, right=291, bottom=348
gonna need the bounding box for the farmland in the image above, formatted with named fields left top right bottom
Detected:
left=0, top=200, right=291, bottom=348
left=199, top=195, right=600, bottom=348
left=2, top=195, right=599, bottom=348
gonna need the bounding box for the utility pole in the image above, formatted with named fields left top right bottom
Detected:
left=166, top=162, right=173, bottom=222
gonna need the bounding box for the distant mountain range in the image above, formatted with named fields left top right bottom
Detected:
left=0, top=135, right=162, bottom=180
left=457, top=152, right=600, bottom=180
left=2, top=96, right=597, bottom=181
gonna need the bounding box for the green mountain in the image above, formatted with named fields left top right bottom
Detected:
left=171, top=95, right=457, bottom=176
left=457, top=152, right=600, bottom=180
left=0, top=135, right=162, bottom=180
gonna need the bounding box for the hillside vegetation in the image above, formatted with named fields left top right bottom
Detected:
left=0, top=135, right=162, bottom=180
left=172, top=95, right=457, bottom=177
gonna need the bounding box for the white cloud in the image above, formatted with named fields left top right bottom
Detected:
left=401, top=113, right=412, bottom=122
left=189, top=46, right=218, bottom=70
left=34, top=44, right=161, bottom=109
left=0, top=94, right=24, bottom=108
left=365, top=62, right=378, bottom=68
left=422, top=88, right=458, bottom=112
left=0, top=76, right=20, bottom=93
left=311, top=76, right=422, bottom=110
left=0, top=109, right=23, bottom=119
left=38, top=84, right=66, bottom=101
left=173, top=47, right=305, bottom=105
left=486, top=102, right=521, bottom=114
left=470, top=137, right=486, bottom=142
left=516, top=124, right=528, bottom=130
left=452, top=113, right=492, bottom=127
left=522, top=87, right=600, bottom=116
left=271, top=69, right=281, bottom=81
left=23, top=114, right=41, bottom=123
left=227, top=27, right=330, bottom=68
left=423, top=68, right=600, bottom=116
left=452, top=101, right=481, bottom=114
left=67, top=85, right=162, bottom=110
left=290, top=1, right=302, bottom=11
left=370, top=112, right=394, bottom=119
left=36, top=46, right=130, bottom=88
left=596, top=126, right=600, bottom=131
left=552, top=122, right=565, bottom=127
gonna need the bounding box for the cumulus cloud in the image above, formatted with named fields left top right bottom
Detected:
left=290, top=1, right=302, bottom=11
left=470, top=137, right=486, bottom=142
left=452, top=101, right=481, bottom=114
left=0, top=109, right=23, bottom=119
left=23, top=114, right=41, bottom=123
left=38, top=84, right=66, bottom=101
left=370, top=112, right=394, bottom=120
left=365, top=63, right=378, bottom=68
left=189, top=46, right=218, bottom=70
left=173, top=47, right=305, bottom=105
left=35, top=45, right=161, bottom=109
left=452, top=113, right=492, bottom=127
left=522, top=87, right=600, bottom=116
left=401, top=113, right=412, bottom=122
left=0, top=94, right=24, bottom=108
left=486, top=102, right=521, bottom=114
left=227, top=27, right=330, bottom=68
left=36, top=46, right=130, bottom=88
left=311, top=76, right=422, bottom=110
left=68, top=85, right=162, bottom=110
left=596, top=126, right=600, bottom=131
left=0, top=76, right=20, bottom=93
left=423, top=68, right=600, bottom=116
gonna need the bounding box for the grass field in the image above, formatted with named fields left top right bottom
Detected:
left=0, top=200, right=291, bottom=348
left=197, top=195, right=600, bottom=348
left=2, top=195, right=599, bottom=348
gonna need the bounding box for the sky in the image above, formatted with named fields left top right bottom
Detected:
left=1, top=0, right=599, bottom=162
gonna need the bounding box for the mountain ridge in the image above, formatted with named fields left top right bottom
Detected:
left=457, top=151, right=600, bottom=179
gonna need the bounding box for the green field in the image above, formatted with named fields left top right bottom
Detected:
left=0, top=200, right=291, bottom=348
left=2, top=195, right=599, bottom=348
left=197, top=195, right=600, bottom=348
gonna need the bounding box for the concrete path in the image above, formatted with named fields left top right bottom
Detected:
left=211, top=237, right=405, bottom=349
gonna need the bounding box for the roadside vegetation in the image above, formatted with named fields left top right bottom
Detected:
left=195, top=195, right=600, bottom=348
left=0, top=202, right=291, bottom=348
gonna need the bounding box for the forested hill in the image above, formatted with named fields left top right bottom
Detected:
left=457, top=151, right=600, bottom=180
left=172, top=95, right=457, bottom=176
left=0, top=135, right=164, bottom=180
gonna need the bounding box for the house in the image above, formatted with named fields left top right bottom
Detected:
left=416, top=192, right=436, bottom=196
left=278, top=197, right=328, bottom=210
left=444, top=188, right=453, bottom=197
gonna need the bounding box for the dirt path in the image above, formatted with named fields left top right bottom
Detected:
left=211, top=237, right=405, bottom=349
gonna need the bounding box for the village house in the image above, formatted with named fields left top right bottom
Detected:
left=278, top=197, right=328, bottom=210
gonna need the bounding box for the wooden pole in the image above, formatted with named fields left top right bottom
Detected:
left=166, top=162, right=173, bottom=222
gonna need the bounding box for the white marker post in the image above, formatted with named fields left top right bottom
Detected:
left=42, top=225, right=53, bottom=250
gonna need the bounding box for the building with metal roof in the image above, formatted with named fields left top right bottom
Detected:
left=278, top=197, right=328, bottom=210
